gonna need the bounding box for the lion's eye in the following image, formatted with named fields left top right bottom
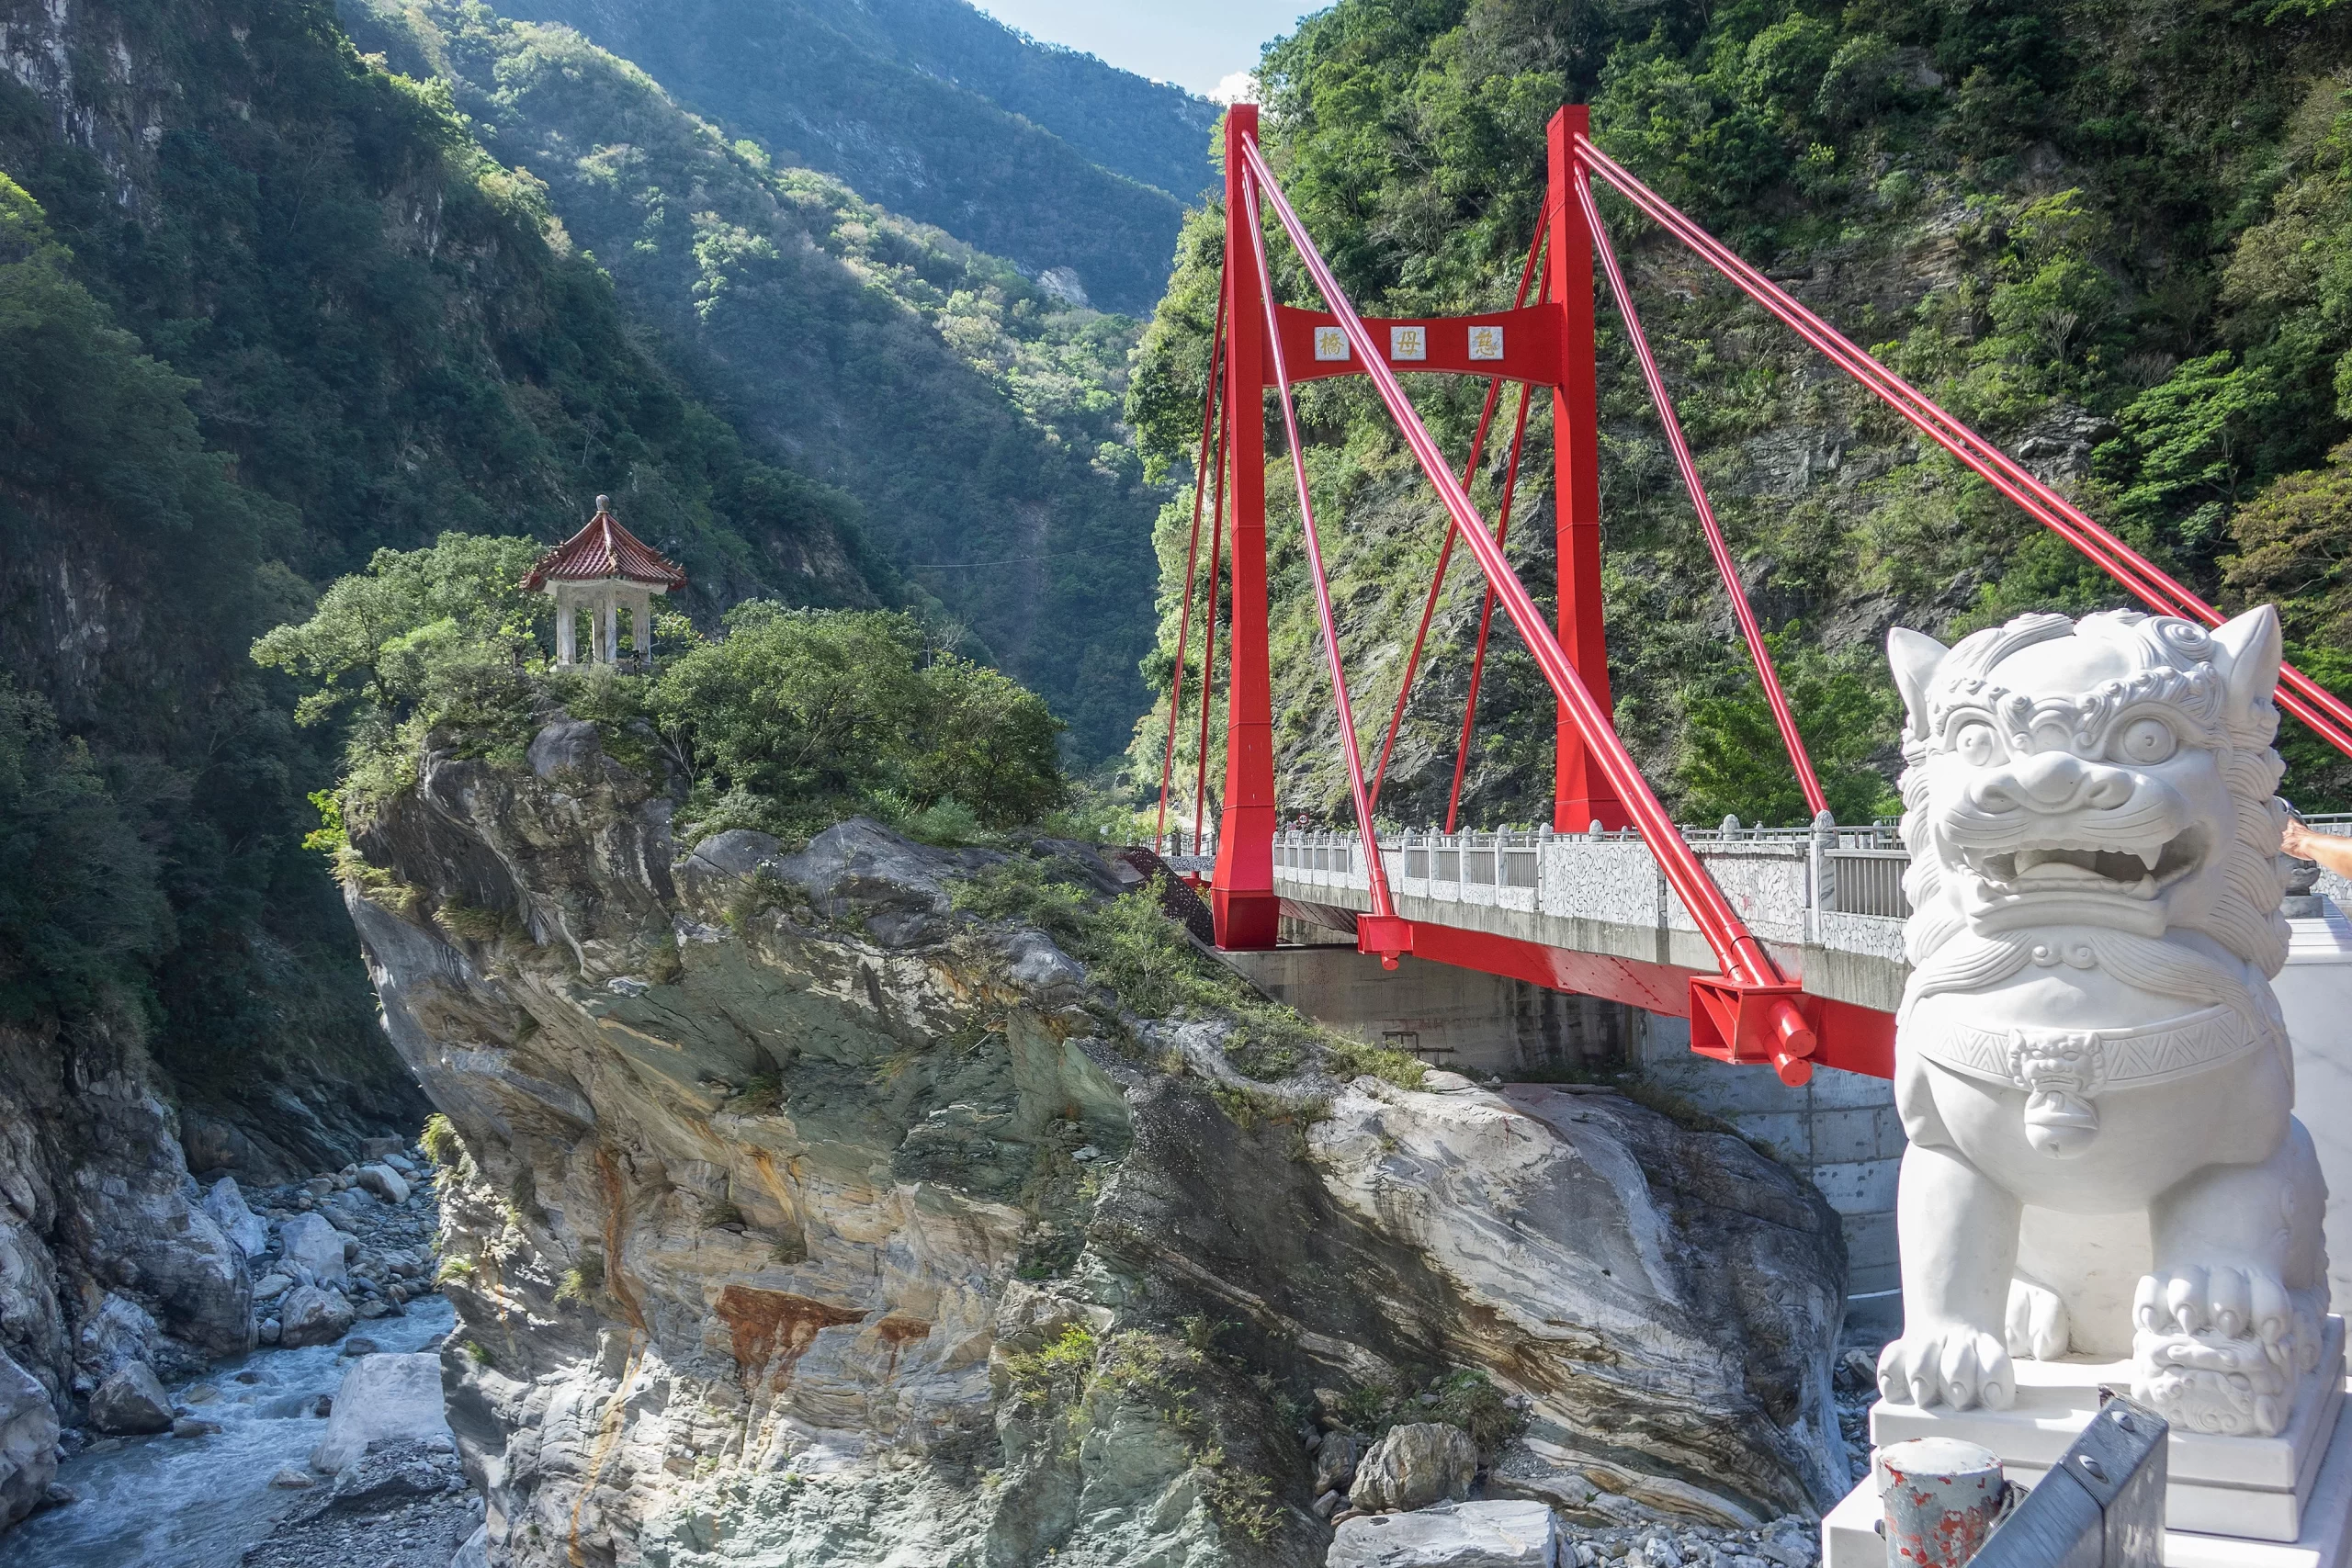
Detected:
left=1953, top=723, right=1997, bottom=766
left=2117, top=717, right=2176, bottom=764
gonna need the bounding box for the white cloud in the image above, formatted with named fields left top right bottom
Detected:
left=1210, top=69, right=1260, bottom=105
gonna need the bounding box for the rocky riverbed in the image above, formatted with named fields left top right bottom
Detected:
left=0, top=1147, right=468, bottom=1568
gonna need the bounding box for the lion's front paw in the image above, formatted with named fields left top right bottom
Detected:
left=2005, top=1277, right=2069, bottom=1361
left=2132, top=1266, right=2302, bottom=1436
left=1878, top=1325, right=2016, bottom=1411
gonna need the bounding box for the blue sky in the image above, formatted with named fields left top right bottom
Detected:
left=973, top=1, right=1319, bottom=98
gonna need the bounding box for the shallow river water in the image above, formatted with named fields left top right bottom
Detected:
left=0, top=1295, right=457, bottom=1568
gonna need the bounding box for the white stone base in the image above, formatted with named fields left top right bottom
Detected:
left=1824, top=1383, right=2352, bottom=1568
left=1867, top=1318, right=2345, bottom=1540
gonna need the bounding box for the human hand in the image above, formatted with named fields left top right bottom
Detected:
left=2282, top=818, right=2319, bottom=862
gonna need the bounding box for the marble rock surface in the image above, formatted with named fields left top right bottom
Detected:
left=338, top=720, right=1850, bottom=1566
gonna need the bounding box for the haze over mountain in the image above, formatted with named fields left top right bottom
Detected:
left=490, top=0, right=1219, bottom=314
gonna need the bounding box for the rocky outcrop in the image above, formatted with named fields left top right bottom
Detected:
left=1353, top=1424, right=1480, bottom=1513
left=0, top=1020, right=254, bottom=1438
left=0, top=1350, right=57, bottom=1528
left=343, top=723, right=1848, bottom=1566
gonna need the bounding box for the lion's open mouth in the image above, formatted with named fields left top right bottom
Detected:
left=1962, top=828, right=2206, bottom=900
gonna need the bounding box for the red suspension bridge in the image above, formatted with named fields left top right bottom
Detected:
left=1148, top=104, right=2352, bottom=1088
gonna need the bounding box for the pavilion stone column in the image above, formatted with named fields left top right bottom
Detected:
left=595, top=587, right=619, bottom=664
left=553, top=585, right=578, bottom=666
left=628, top=590, right=656, bottom=669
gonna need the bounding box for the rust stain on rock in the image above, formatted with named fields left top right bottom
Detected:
left=594, top=1145, right=647, bottom=1333
left=716, top=1285, right=865, bottom=1385
left=875, top=1314, right=932, bottom=1380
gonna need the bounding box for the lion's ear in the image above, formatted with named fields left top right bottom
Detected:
left=2212, top=604, right=2283, bottom=718
left=1888, top=626, right=1949, bottom=743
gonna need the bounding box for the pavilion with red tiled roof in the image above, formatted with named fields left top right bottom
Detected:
left=526, top=496, right=686, bottom=668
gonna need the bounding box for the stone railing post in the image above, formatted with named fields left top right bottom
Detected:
left=1810, top=807, right=1837, bottom=942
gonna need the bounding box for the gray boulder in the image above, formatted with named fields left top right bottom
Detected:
left=1351, top=1423, right=1479, bottom=1513
left=87, top=1362, right=173, bottom=1435
left=322, top=1438, right=463, bottom=1511
left=453, top=1522, right=490, bottom=1568
left=1316, top=1429, right=1363, bottom=1495
left=278, top=1213, right=347, bottom=1283
left=277, top=1284, right=356, bottom=1348
left=358, top=1136, right=406, bottom=1162
left=0, top=1349, right=59, bottom=1528
left=202, top=1177, right=271, bottom=1258
left=1329, top=1500, right=1560, bottom=1567
left=74, top=1292, right=162, bottom=1380
left=310, top=1353, right=453, bottom=1473
left=355, top=1164, right=410, bottom=1205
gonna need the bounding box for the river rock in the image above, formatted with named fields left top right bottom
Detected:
left=277, top=1284, right=356, bottom=1348
left=1351, top=1423, right=1479, bottom=1513
left=203, top=1177, right=271, bottom=1258
left=453, top=1522, right=490, bottom=1568
left=1329, top=1500, right=1561, bottom=1566
left=0, top=1348, right=60, bottom=1528
left=322, top=1437, right=463, bottom=1510
left=359, top=1137, right=406, bottom=1162
left=172, top=1415, right=222, bottom=1438
left=268, top=1466, right=314, bottom=1489
left=355, top=1164, right=410, bottom=1205
left=278, top=1213, right=347, bottom=1282
left=310, top=1353, right=454, bottom=1473
left=75, top=1292, right=163, bottom=1381
left=87, top=1362, right=173, bottom=1435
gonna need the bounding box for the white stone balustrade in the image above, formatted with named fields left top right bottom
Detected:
left=1261, top=820, right=1915, bottom=1013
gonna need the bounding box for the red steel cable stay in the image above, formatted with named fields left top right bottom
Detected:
left=1570, top=132, right=2352, bottom=761
left=1579, top=178, right=1829, bottom=821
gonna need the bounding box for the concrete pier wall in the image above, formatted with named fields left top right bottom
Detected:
left=1216, top=942, right=1905, bottom=1303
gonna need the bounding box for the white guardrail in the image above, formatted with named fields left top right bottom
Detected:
left=1162, top=816, right=1913, bottom=952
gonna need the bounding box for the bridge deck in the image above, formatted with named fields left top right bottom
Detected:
left=1180, top=824, right=1912, bottom=1014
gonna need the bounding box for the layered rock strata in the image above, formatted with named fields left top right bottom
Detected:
left=346, top=723, right=1849, bottom=1566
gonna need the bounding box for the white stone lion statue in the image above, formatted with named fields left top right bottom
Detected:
left=1880, top=605, right=2329, bottom=1438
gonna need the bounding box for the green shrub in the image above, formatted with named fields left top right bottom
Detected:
left=655, top=604, right=1066, bottom=837
left=1002, top=1324, right=1099, bottom=1411
left=418, top=1113, right=463, bottom=1168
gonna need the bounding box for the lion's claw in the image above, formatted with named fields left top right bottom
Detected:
left=2005, top=1278, right=2069, bottom=1361
left=1879, top=1326, right=2016, bottom=1411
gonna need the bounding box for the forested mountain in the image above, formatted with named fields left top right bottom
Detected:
left=485, top=0, right=1216, bottom=313
left=340, top=0, right=1163, bottom=760
left=1127, top=0, right=2352, bottom=827
left=0, top=0, right=883, bottom=1156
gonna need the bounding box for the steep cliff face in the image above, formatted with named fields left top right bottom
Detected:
left=345, top=719, right=1849, bottom=1565
left=0, top=1021, right=252, bottom=1424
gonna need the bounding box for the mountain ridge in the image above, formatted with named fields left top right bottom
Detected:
left=492, top=0, right=1216, bottom=314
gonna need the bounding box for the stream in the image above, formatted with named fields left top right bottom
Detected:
left=0, top=1296, right=457, bottom=1568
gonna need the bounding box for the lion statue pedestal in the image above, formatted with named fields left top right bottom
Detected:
left=1817, top=607, right=2352, bottom=1568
